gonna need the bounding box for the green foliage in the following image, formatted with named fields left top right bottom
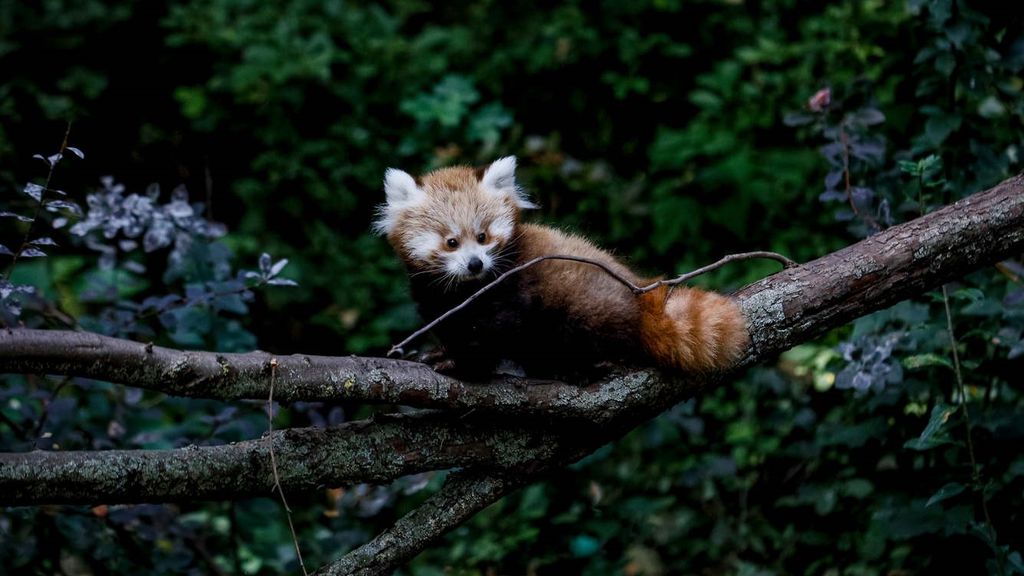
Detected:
left=1, top=0, right=1023, bottom=574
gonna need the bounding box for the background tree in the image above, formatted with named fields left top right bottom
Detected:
left=1, top=0, right=1023, bottom=574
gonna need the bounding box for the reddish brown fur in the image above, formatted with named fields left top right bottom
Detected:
left=514, top=224, right=749, bottom=372
left=638, top=285, right=749, bottom=372
left=513, top=223, right=642, bottom=335
left=386, top=166, right=518, bottom=270
left=383, top=163, right=750, bottom=374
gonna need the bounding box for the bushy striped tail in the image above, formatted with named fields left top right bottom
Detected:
left=637, top=285, right=749, bottom=372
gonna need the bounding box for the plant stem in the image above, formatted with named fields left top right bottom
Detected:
left=267, top=358, right=308, bottom=576
left=941, top=284, right=1003, bottom=575
left=3, top=122, right=72, bottom=282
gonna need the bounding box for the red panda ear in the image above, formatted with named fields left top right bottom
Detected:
left=383, top=168, right=425, bottom=206
left=374, top=168, right=426, bottom=236
left=480, top=156, right=538, bottom=210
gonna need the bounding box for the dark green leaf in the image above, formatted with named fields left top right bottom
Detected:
left=905, top=404, right=956, bottom=451
left=925, top=482, right=966, bottom=507
left=902, top=354, right=953, bottom=370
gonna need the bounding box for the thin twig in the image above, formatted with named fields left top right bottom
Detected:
left=389, top=250, right=796, bottom=355
left=640, top=251, right=797, bottom=292
left=267, top=357, right=309, bottom=576
left=994, top=261, right=1021, bottom=284
left=839, top=123, right=880, bottom=231
left=941, top=285, right=1003, bottom=575
left=31, top=375, right=72, bottom=449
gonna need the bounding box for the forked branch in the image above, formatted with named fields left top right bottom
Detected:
left=0, top=175, right=1021, bottom=575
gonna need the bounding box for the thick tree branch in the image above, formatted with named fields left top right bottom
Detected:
left=0, top=329, right=663, bottom=422
left=313, top=471, right=530, bottom=576
left=0, top=411, right=576, bottom=506
left=736, top=173, right=1024, bottom=359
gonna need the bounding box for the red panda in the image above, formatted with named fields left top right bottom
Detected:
left=374, top=156, right=750, bottom=378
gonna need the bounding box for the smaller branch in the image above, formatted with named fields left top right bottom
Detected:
left=32, top=375, right=72, bottom=449
left=636, top=251, right=797, bottom=294
left=995, top=261, right=1021, bottom=284
left=267, top=358, right=308, bottom=576
left=389, top=254, right=637, bottom=356
left=390, top=250, right=795, bottom=355
left=838, top=123, right=880, bottom=231
left=0, top=411, right=572, bottom=505
left=314, top=471, right=529, bottom=576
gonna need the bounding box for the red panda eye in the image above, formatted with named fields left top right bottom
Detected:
left=477, top=232, right=487, bottom=244
left=446, top=238, right=459, bottom=249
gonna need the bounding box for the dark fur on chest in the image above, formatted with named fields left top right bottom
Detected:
left=408, top=266, right=645, bottom=380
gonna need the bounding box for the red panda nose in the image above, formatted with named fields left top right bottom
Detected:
left=467, top=257, right=484, bottom=273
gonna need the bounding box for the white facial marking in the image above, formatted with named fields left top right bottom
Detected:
left=443, top=243, right=494, bottom=279
left=490, top=215, right=514, bottom=242
left=405, top=230, right=442, bottom=261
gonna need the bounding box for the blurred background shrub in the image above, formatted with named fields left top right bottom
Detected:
left=1, top=0, right=1023, bottom=574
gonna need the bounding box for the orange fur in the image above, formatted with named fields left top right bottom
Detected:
left=376, top=158, right=750, bottom=375
left=638, top=285, right=749, bottom=372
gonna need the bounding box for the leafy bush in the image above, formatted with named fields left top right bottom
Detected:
left=1, top=0, right=1023, bottom=574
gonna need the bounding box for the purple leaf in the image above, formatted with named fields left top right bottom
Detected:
left=267, top=278, right=298, bottom=287
left=270, top=258, right=289, bottom=277
left=44, top=199, right=83, bottom=216
left=850, top=187, right=875, bottom=204
left=66, top=146, right=85, bottom=159
left=22, top=183, right=43, bottom=202
left=29, top=237, right=58, bottom=247
left=5, top=299, right=22, bottom=316
left=0, top=245, right=12, bottom=256
left=1005, top=289, right=1024, bottom=307
left=0, top=211, right=33, bottom=222
left=820, top=142, right=846, bottom=166
left=259, top=253, right=272, bottom=274
left=20, top=247, right=46, bottom=258
left=825, top=170, right=843, bottom=190
left=853, top=108, right=885, bottom=126
left=783, top=112, right=814, bottom=127
left=850, top=141, right=885, bottom=163
left=835, top=209, right=855, bottom=222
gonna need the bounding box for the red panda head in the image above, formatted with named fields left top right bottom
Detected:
left=373, top=156, right=536, bottom=285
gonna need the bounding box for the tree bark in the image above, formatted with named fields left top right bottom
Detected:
left=0, top=411, right=575, bottom=506
left=0, top=174, right=1021, bottom=574
left=311, top=471, right=531, bottom=576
